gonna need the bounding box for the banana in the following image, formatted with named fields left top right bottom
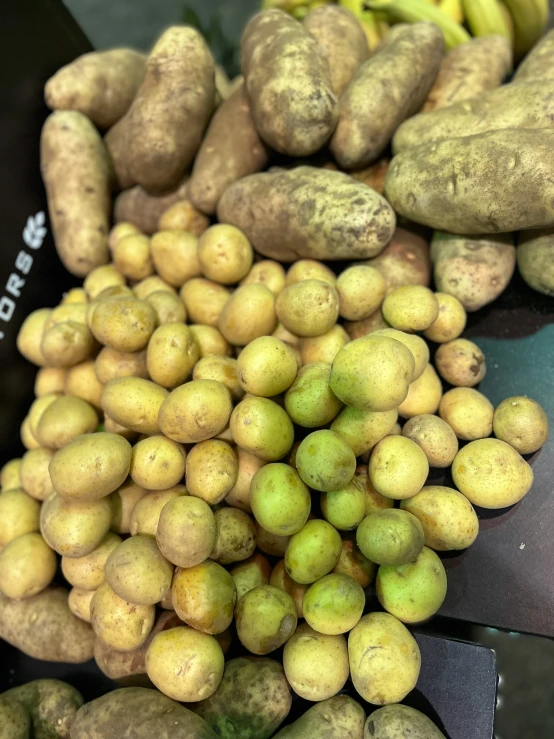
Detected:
left=463, top=0, right=511, bottom=40
left=439, top=0, right=464, bottom=24
left=501, top=0, right=549, bottom=59
left=498, top=2, right=515, bottom=44
left=339, top=0, right=383, bottom=49
left=366, top=0, right=471, bottom=49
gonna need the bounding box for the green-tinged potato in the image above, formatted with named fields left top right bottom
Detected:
left=130, top=436, right=186, bottom=490
left=91, top=581, right=155, bottom=651
left=376, top=546, right=447, bottom=623
left=110, top=479, right=147, bottom=534
left=146, top=290, right=187, bottom=325
left=394, top=79, right=554, bottom=154
left=241, top=9, right=337, bottom=156
left=357, top=509, right=424, bottom=566
left=217, top=167, right=395, bottom=261
left=285, top=520, right=342, bottom=584
left=0, top=697, right=30, bottom=739
left=333, top=539, right=376, bottom=588
left=49, top=432, right=131, bottom=500
left=156, top=495, right=216, bottom=568
left=172, top=560, right=236, bottom=633
left=349, top=612, right=420, bottom=705
left=230, top=396, right=294, bottom=461
left=330, top=335, right=415, bottom=412
left=94, top=347, right=148, bottom=384
left=159, top=380, right=232, bottom=444
left=35, top=396, right=97, bottom=448
left=40, top=493, right=112, bottom=557
left=193, top=356, right=243, bottom=401
left=133, top=275, right=176, bottom=299
left=303, top=5, right=368, bottom=95
left=402, top=414, right=458, bottom=468
left=321, top=478, right=366, bottom=531
left=150, top=230, right=200, bottom=287
left=331, top=407, right=398, bottom=457
left=235, top=584, right=297, bottom=655
left=189, top=84, right=269, bottom=215
left=256, top=524, right=290, bottom=557
left=336, top=265, right=386, bottom=321
left=285, top=362, right=343, bottom=428
left=40, top=111, right=110, bottom=276
left=382, top=286, right=439, bottom=333
left=129, top=485, right=187, bottom=536
left=20, top=448, right=55, bottom=501
left=330, top=23, right=443, bottom=169
left=1, top=458, right=22, bottom=491
left=423, top=35, right=512, bottom=113
left=0, top=586, right=95, bottom=662
left=517, top=228, right=554, bottom=297
left=369, top=436, right=429, bottom=500
left=357, top=469, right=395, bottom=515
left=296, top=430, right=356, bottom=493
left=181, top=279, right=231, bottom=327
left=242, top=260, right=286, bottom=296
left=276, top=280, right=339, bottom=338
left=198, top=224, right=254, bottom=284
left=386, top=129, right=554, bottom=234
left=105, top=535, right=173, bottom=605
left=273, top=695, right=365, bottom=739
left=65, top=361, right=104, bottom=410
left=0, top=532, right=56, bottom=600
left=69, top=587, right=95, bottom=622
left=303, top=573, right=364, bottom=635
left=2, top=678, right=83, bottom=739
left=158, top=200, right=210, bottom=235
left=61, top=532, right=121, bottom=590
left=0, top=490, right=40, bottom=547
left=250, top=463, right=311, bottom=536
left=231, top=553, right=271, bottom=601
left=284, top=623, right=349, bottom=702
left=398, top=364, right=443, bottom=419
left=452, top=438, right=534, bottom=508
left=17, top=308, right=52, bottom=366
left=112, top=234, right=153, bottom=281
left=102, top=378, right=168, bottom=435
left=365, top=704, right=447, bottom=738
left=238, top=336, right=297, bottom=397
left=35, top=367, right=67, bottom=397
left=286, top=259, right=336, bottom=287
left=435, top=338, right=486, bottom=387
left=196, top=656, right=291, bottom=739
left=146, top=626, right=224, bottom=701
left=91, top=298, right=156, bottom=352
left=190, top=324, right=233, bottom=358
left=219, top=284, right=277, bottom=346
left=83, top=265, right=125, bottom=299
left=493, top=395, right=549, bottom=454
left=299, top=324, right=349, bottom=365
left=270, top=560, right=307, bottom=617
left=211, top=507, right=256, bottom=564
left=185, top=440, right=237, bottom=504
left=114, top=177, right=189, bottom=235
left=401, top=486, right=479, bottom=551
left=424, top=292, right=467, bottom=343
left=439, top=387, right=494, bottom=440
left=41, top=321, right=96, bottom=368
left=366, top=329, right=431, bottom=379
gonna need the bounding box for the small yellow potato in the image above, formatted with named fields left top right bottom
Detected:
left=40, top=493, right=112, bottom=557
left=103, top=416, right=138, bottom=442
left=105, top=535, right=173, bottom=605
left=61, top=532, right=122, bottom=590
left=180, top=278, right=231, bottom=326
left=158, top=200, right=210, bottom=235
left=171, top=560, right=236, bottom=633
left=146, top=323, right=199, bottom=388
left=237, top=336, right=298, bottom=397
left=439, top=387, right=494, bottom=441
left=331, top=407, right=398, bottom=457
left=211, top=507, right=257, bottom=565
left=198, top=224, right=253, bottom=284
left=333, top=538, right=376, bottom=589
left=336, top=265, right=386, bottom=321
left=372, top=328, right=429, bottom=382
left=423, top=292, right=467, bottom=343
left=219, top=284, right=277, bottom=346
left=299, top=324, right=349, bottom=365
left=303, top=573, right=365, bottom=635
left=156, top=496, right=216, bottom=568
left=21, top=416, right=41, bottom=450
left=189, top=324, right=232, bottom=358
left=256, top=523, right=290, bottom=557
left=41, top=321, right=96, bottom=368
left=241, top=260, right=286, bottom=296
left=382, top=285, right=439, bottom=332
left=435, top=338, right=486, bottom=387
left=36, top=396, right=98, bottom=448
left=193, top=355, right=243, bottom=401
left=398, top=363, right=443, bottom=419
left=132, top=275, right=176, bottom=299
left=130, top=436, right=186, bottom=491
left=145, top=289, right=187, bottom=324
left=369, top=436, right=429, bottom=500
left=235, top=585, right=297, bottom=655
left=112, top=234, right=153, bottom=281
left=270, top=559, right=307, bottom=618
left=185, top=440, right=237, bottom=504
left=62, top=287, right=88, bottom=303
left=91, top=298, right=156, bottom=352
left=273, top=322, right=301, bottom=347
left=44, top=302, right=88, bottom=330
left=34, top=367, right=67, bottom=396
left=83, top=264, right=125, bottom=299
left=1, top=458, right=21, bottom=492
left=286, top=260, right=336, bottom=286
left=19, top=447, right=55, bottom=501
left=276, top=280, right=339, bottom=338
left=493, top=396, right=549, bottom=454
left=108, top=221, right=140, bottom=251
left=65, top=361, right=104, bottom=409
left=102, top=377, right=168, bottom=434
left=28, top=393, right=61, bottom=439
left=150, top=230, right=201, bottom=287
left=95, top=347, right=148, bottom=384
left=17, top=308, right=52, bottom=366
left=452, top=438, right=534, bottom=508
left=68, top=587, right=95, bottom=622
left=129, top=485, right=187, bottom=537
left=91, top=581, right=155, bottom=651
left=357, top=509, right=424, bottom=567
left=0, top=490, right=40, bottom=547
left=0, top=532, right=56, bottom=599
left=110, top=479, right=147, bottom=534
left=159, top=380, right=232, bottom=443
left=402, top=414, right=458, bottom=468
left=225, top=447, right=265, bottom=512
left=230, top=397, right=294, bottom=462
left=231, top=553, right=272, bottom=602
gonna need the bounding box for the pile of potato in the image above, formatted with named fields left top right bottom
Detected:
left=1, top=6, right=553, bottom=738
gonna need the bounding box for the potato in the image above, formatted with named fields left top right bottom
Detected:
left=285, top=519, right=342, bottom=585
left=398, top=363, right=442, bottom=419
left=108, top=221, right=140, bottom=251
left=91, top=298, right=156, bottom=352
left=218, top=167, right=395, bottom=261
left=371, top=329, right=428, bottom=383
left=40, top=493, right=112, bottom=557
left=219, top=284, right=277, bottom=345
left=35, top=396, right=97, bottom=449
left=49, top=432, right=131, bottom=500
left=439, top=387, right=494, bottom=440
left=28, top=393, right=61, bottom=438
left=302, top=572, right=364, bottom=636
left=83, top=265, right=126, bottom=300
left=284, top=362, right=342, bottom=428
left=180, top=278, right=230, bottom=327
left=0, top=586, right=95, bottom=662
left=146, top=323, right=198, bottom=389
left=299, top=324, right=349, bottom=365
left=382, top=285, right=439, bottom=333
left=94, top=348, right=146, bottom=385
left=102, top=377, right=168, bottom=435
left=333, top=539, right=376, bottom=589
left=21, top=417, right=40, bottom=451
left=349, top=157, right=389, bottom=196
left=0, top=697, right=30, bottom=739
left=143, top=292, right=184, bottom=327
left=237, top=336, right=297, bottom=398
left=331, top=407, right=397, bottom=458
left=45, top=302, right=89, bottom=331
left=297, top=429, right=356, bottom=493
left=402, top=414, right=458, bottom=468
left=269, top=560, right=306, bottom=618
left=41, top=321, right=96, bottom=368
left=366, top=704, right=446, bottom=738
left=276, top=280, right=339, bottom=339
left=286, top=259, right=336, bottom=287
left=0, top=489, right=40, bottom=547
left=452, top=438, right=534, bottom=508
left=191, top=356, right=241, bottom=401
left=159, top=380, right=232, bottom=444
left=242, top=260, right=287, bottom=297
left=197, top=225, right=254, bottom=285
left=357, top=508, right=424, bottom=567
left=156, top=495, right=216, bottom=568
left=127, top=484, right=184, bottom=534
left=336, top=265, right=386, bottom=322
left=321, top=477, right=366, bottom=531
left=34, top=367, right=66, bottom=397
left=250, top=463, right=311, bottom=537
left=64, top=361, right=104, bottom=409
left=210, top=508, right=256, bottom=564
left=2, top=679, right=83, bottom=739
left=241, top=9, right=337, bottom=155
left=110, top=479, right=147, bottom=534
left=61, top=532, right=121, bottom=590
left=273, top=695, right=365, bottom=739
left=0, top=532, right=56, bottom=599
left=0, top=458, right=22, bottom=492
left=236, top=584, right=297, bottom=654
left=387, top=129, right=554, bottom=234
left=129, top=437, right=185, bottom=491
left=369, top=435, right=429, bottom=500
left=435, top=338, right=486, bottom=387
left=91, top=581, right=155, bottom=651
left=157, top=200, right=210, bottom=235
left=19, top=448, right=54, bottom=501
left=494, top=395, right=549, bottom=454
left=188, top=326, right=231, bottom=359
left=112, top=234, right=153, bottom=281
left=223, top=448, right=264, bottom=512
left=171, top=560, right=235, bottom=633
left=196, top=656, right=291, bottom=739
left=330, top=335, right=414, bottom=412
left=517, top=228, right=554, bottom=297
left=149, top=233, right=200, bottom=289
left=230, top=396, right=294, bottom=461
left=17, top=309, right=52, bottom=366
left=40, top=111, right=110, bottom=276
left=104, top=534, right=172, bottom=607
left=330, top=23, right=443, bottom=169
left=69, top=587, right=95, bottom=622
left=114, top=177, right=189, bottom=234
left=45, top=48, right=146, bottom=128
left=423, top=36, right=511, bottom=113
left=423, top=293, right=466, bottom=344
left=231, top=554, right=271, bottom=601
left=366, top=227, right=431, bottom=296
left=256, top=524, right=290, bottom=557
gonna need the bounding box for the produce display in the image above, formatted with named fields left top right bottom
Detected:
left=1, top=3, right=553, bottom=737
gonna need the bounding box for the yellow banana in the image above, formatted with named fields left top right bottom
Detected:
left=500, top=0, right=549, bottom=59
left=498, top=2, right=515, bottom=44
left=463, top=0, right=511, bottom=40
left=291, top=5, right=310, bottom=18
left=439, top=0, right=464, bottom=24
left=366, top=0, right=471, bottom=49
left=262, top=0, right=308, bottom=10
left=339, top=0, right=383, bottom=50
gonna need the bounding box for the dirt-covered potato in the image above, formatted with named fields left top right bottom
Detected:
left=171, top=560, right=235, bottom=633
left=19, top=448, right=54, bottom=501
left=366, top=704, right=446, bottom=738
left=402, top=414, right=458, bottom=468
left=435, top=338, right=486, bottom=387
left=159, top=380, right=232, bottom=443
left=91, top=298, right=156, bottom=352
left=230, top=396, right=294, bottom=461
left=61, top=532, right=121, bottom=590
left=235, top=584, right=297, bottom=655
left=517, top=228, right=554, bottom=297
left=493, top=396, right=549, bottom=454
left=0, top=458, right=22, bottom=492
left=366, top=226, right=431, bottom=295
left=210, top=508, right=256, bottom=565
left=114, top=178, right=189, bottom=235
left=40, top=493, right=112, bottom=557
left=218, top=167, right=395, bottom=261
left=439, top=387, right=494, bottom=441
left=17, top=309, right=52, bottom=367
left=102, top=378, right=168, bottom=435
left=330, top=23, right=443, bottom=169
left=513, top=27, right=554, bottom=81
left=398, top=363, right=442, bottom=419
left=0, top=489, right=40, bottom=547
left=0, top=696, right=30, bottom=739
left=273, top=695, right=365, bottom=739
left=2, top=679, right=83, bottom=739
left=156, top=495, right=216, bottom=568
left=91, top=581, right=155, bottom=651
left=0, top=532, right=56, bottom=600
left=40, top=111, right=110, bottom=276
left=0, top=586, right=95, bottom=663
